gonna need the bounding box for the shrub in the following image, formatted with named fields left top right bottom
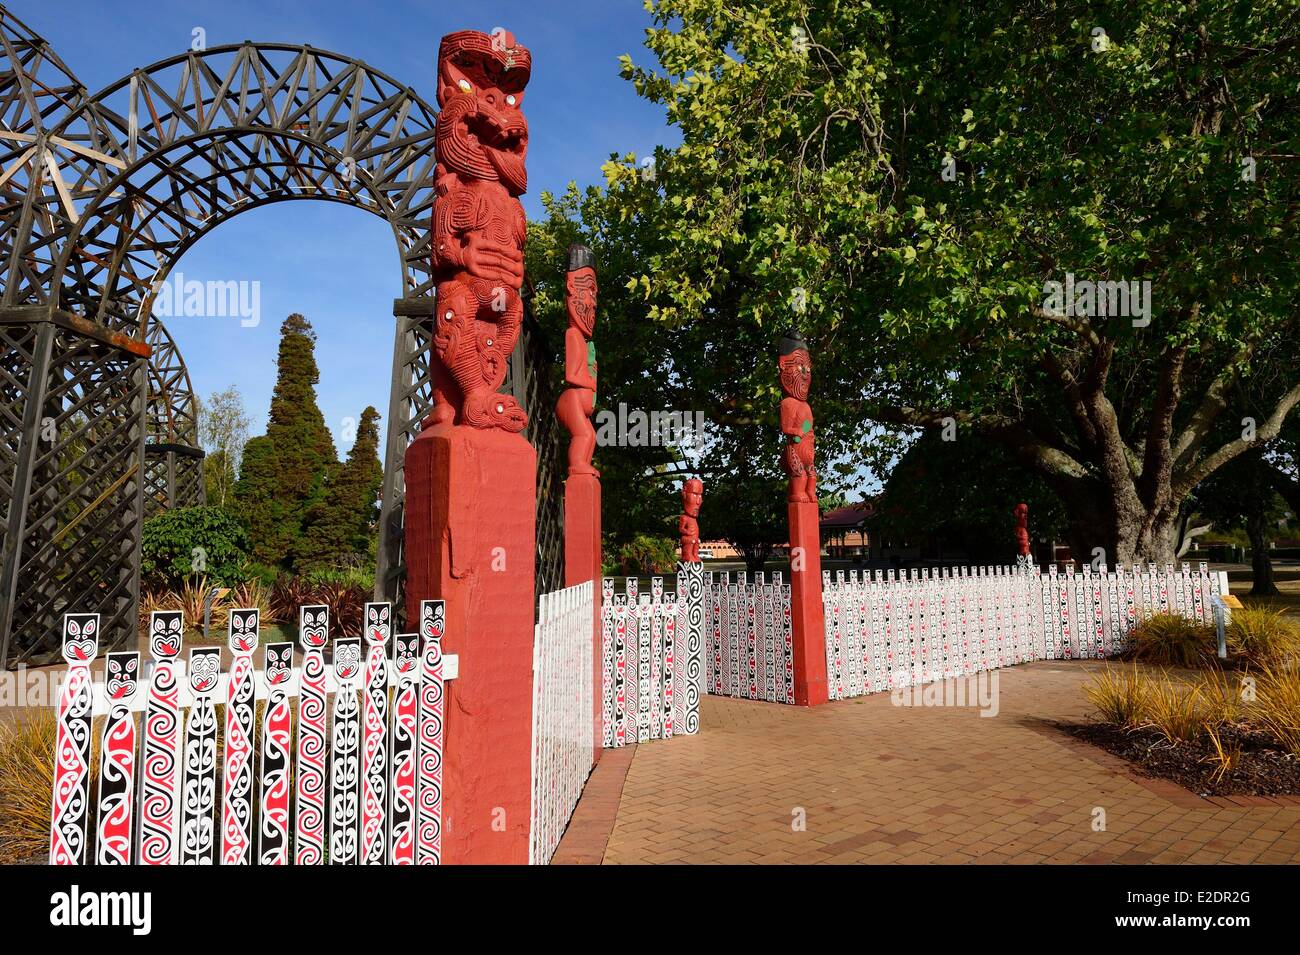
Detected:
left=1145, top=676, right=1207, bottom=744
left=1252, top=665, right=1300, bottom=756
left=1227, top=607, right=1300, bottom=666
left=229, top=579, right=275, bottom=623
left=615, top=534, right=679, bottom=575
left=0, top=711, right=98, bottom=863
left=140, top=506, right=251, bottom=588
left=1127, top=613, right=1216, bottom=668
left=1202, top=724, right=1241, bottom=784
left=138, top=576, right=230, bottom=636
left=1083, top=664, right=1151, bottom=727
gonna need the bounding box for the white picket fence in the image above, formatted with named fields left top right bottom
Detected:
left=600, top=563, right=705, bottom=748
left=823, top=562, right=1227, bottom=700
left=49, top=602, right=447, bottom=866
left=530, top=580, right=594, bottom=865
left=704, top=571, right=794, bottom=704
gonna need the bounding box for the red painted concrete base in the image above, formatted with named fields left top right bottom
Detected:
left=564, top=472, right=602, bottom=762
left=404, top=424, right=536, bottom=864
left=788, top=500, right=828, bottom=706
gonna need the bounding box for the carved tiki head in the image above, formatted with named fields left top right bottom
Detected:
left=364, top=602, right=391, bottom=648
left=148, top=610, right=183, bottom=661
left=566, top=244, right=598, bottom=337
left=435, top=30, right=532, bottom=196
left=299, top=605, right=329, bottom=650
left=778, top=329, right=812, bottom=402
left=334, top=638, right=362, bottom=684
left=189, top=647, right=222, bottom=696
left=105, top=652, right=139, bottom=701
left=264, top=642, right=294, bottom=687
left=228, top=608, right=259, bottom=655
left=393, top=633, right=420, bottom=675
left=682, top=477, right=703, bottom=518
left=61, top=613, right=99, bottom=665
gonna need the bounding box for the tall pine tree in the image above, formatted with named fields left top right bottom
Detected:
left=234, top=314, right=338, bottom=569
left=298, top=406, right=383, bottom=572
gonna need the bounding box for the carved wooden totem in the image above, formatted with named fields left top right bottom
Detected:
left=778, top=330, right=817, bottom=503
left=556, top=243, right=599, bottom=474
left=1014, top=502, right=1033, bottom=570
left=428, top=30, right=532, bottom=432
left=679, top=478, right=703, bottom=562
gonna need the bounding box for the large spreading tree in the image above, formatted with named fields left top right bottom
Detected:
left=596, top=0, right=1298, bottom=564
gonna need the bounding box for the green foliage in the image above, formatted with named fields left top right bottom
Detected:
left=588, top=0, right=1300, bottom=563
left=872, top=431, right=1068, bottom=560
left=1226, top=607, right=1300, bottom=666
left=140, top=506, right=251, bottom=587
left=612, top=534, right=680, bottom=575
left=203, top=449, right=237, bottom=508
left=297, top=406, right=383, bottom=573
left=234, top=314, right=339, bottom=569
left=1127, top=612, right=1217, bottom=668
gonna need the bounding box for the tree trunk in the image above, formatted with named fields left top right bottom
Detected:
left=1246, top=511, right=1278, bottom=596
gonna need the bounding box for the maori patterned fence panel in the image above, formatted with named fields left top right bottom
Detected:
left=530, top=581, right=594, bottom=865
left=703, top=572, right=795, bottom=705
left=823, top=563, right=1226, bottom=701
left=48, top=603, right=446, bottom=866
left=600, top=568, right=704, bottom=747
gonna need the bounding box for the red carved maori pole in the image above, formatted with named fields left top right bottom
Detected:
left=679, top=478, right=702, bottom=563
left=405, top=29, right=536, bottom=863
left=1014, top=502, right=1033, bottom=571
left=558, top=242, right=604, bottom=761
left=779, top=330, right=828, bottom=706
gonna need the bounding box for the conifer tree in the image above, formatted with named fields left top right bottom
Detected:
left=298, top=406, right=383, bottom=572
left=234, top=314, right=338, bottom=568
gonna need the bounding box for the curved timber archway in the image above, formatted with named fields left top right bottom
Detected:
left=1, top=26, right=563, bottom=664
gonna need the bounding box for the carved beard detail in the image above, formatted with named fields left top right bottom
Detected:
left=190, top=649, right=221, bottom=694
left=106, top=653, right=139, bottom=700
left=778, top=350, right=812, bottom=402
left=62, top=614, right=98, bottom=664
left=334, top=640, right=361, bottom=682
left=566, top=270, right=597, bottom=337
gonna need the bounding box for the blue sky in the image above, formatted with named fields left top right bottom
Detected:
left=17, top=0, right=672, bottom=455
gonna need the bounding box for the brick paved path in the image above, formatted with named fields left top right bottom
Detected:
left=553, top=661, right=1300, bottom=864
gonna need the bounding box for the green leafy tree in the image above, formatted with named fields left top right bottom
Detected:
left=602, top=0, right=1299, bottom=565
left=197, top=385, right=250, bottom=505
left=298, top=406, right=383, bottom=572
left=234, top=314, right=338, bottom=567
left=1194, top=450, right=1289, bottom=595
left=140, top=505, right=251, bottom=587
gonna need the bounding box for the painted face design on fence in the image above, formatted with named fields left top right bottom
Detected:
left=393, top=633, right=420, bottom=674
left=265, top=643, right=294, bottom=686
left=62, top=613, right=99, bottom=664
left=421, top=600, right=446, bottom=641
left=229, top=608, right=259, bottom=654
left=364, top=603, right=391, bottom=647
left=189, top=647, right=222, bottom=695
left=105, top=652, right=139, bottom=700
left=300, top=605, right=329, bottom=649
left=334, top=638, right=362, bottom=682
left=149, top=611, right=183, bottom=660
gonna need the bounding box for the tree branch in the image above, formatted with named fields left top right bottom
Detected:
left=1173, top=380, right=1300, bottom=499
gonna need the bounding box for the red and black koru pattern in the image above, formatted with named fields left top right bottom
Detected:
left=182, top=646, right=221, bottom=865
left=330, top=637, right=363, bottom=865
left=51, top=613, right=98, bottom=865
left=294, top=605, right=329, bottom=865
left=96, top=651, right=139, bottom=865
left=428, top=30, right=533, bottom=432
left=258, top=642, right=294, bottom=865
left=361, top=602, right=391, bottom=865
left=389, top=631, right=420, bottom=865
left=417, top=600, right=445, bottom=865
left=139, top=611, right=183, bottom=865
left=222, top=608, right=259, bottom=865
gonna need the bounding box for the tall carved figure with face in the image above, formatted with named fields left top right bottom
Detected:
left=679, top=478, right=703, bottom=562
left=556, top=243, right=599, bottom=474
left=428, top=29, right=532, bottom=432
left=778, top=329, right=816, bottom=504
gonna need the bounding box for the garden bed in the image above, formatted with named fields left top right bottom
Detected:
left=1062, top=721, right=1300, bottom=797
